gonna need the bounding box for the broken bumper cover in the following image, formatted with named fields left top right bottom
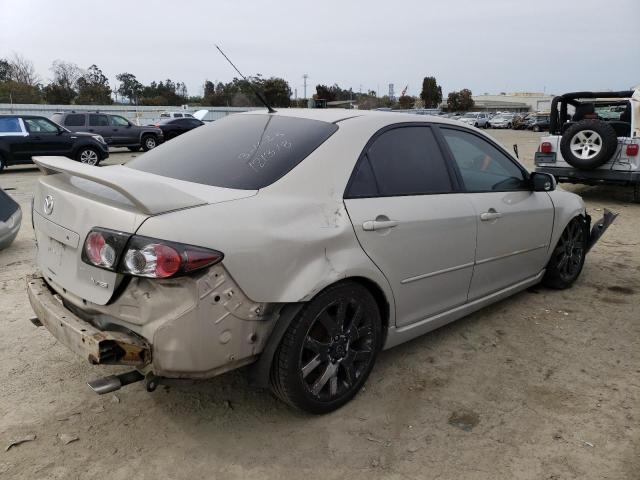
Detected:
left=26, top=274, right=150, bottom=367
left=586, top=209, right=618, bottom=253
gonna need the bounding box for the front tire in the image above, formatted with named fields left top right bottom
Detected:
left=270, top=281, right=382, bottom=414
left=542, top=217, right=588, bottom=289
left=76, top=147, right=100, bottom=166
left=141, top=134, right=158, bottom=151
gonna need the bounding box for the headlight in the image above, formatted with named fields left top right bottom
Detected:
left=92, top=135, right=106, bottom=144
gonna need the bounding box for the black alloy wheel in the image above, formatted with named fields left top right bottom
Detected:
left=543, top=217, right=587, bottom=289
left=271, top=282, right=381, bottom=414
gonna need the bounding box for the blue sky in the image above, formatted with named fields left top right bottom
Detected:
left=1, top=0, right=638, bottom=98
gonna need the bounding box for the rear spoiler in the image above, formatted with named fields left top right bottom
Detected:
left=33, top=156, right=206, bottom=215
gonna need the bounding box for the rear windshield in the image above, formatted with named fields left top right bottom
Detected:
left=128, top=114, right=338, bottom=189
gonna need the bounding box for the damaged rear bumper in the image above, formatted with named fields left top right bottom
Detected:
left=586, top=208, right=618, bottom=253
left=26, top=274, right=150, bottom=367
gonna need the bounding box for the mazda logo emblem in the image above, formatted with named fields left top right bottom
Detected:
left=43, top=195, right=54, bottom=215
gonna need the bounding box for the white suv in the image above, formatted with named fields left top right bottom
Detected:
left=535, top=88, right=640, bottom=202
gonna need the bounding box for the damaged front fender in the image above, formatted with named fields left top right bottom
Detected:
left=586, top=208, right=618, bottom=253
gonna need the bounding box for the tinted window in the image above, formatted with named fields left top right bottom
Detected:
left=184, top=114, right=194, bottom=118
left=110, top=115, right=129, bottom=126
left=188, top=119, right=204, bottom=128
left=128, top=114, right=338, bottom=189
left=349, top=126, right=452, bottom=197
left=24, top=118, right=58, bottom=133
left=346, top=156, right=378, bottom=198
left=441, top=128, right=527, bottom=192
left=174, top=113, right=183, bottom=118
left=89, top=114, right=109, bottom=127
left=0, top=117, right=22, bottom=133
left=64, top=114, right=86, bottom=127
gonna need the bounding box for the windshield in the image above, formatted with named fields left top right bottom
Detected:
left=128, top=114, right=338, bottom=190
left=462, top=113, right=477, bottom=118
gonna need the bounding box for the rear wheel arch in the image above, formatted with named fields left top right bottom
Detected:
left=248, top=276, right=391, bottom=390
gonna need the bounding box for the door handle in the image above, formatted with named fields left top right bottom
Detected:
left=363, top=219, right=399, bottom=231
left=480, top=209, right=502, bottom=221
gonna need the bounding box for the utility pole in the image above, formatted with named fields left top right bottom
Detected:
left=303, top=74, right=309, bottom=100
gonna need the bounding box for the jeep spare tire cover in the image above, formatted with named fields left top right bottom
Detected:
left=560, top=119, right=618, bottom=170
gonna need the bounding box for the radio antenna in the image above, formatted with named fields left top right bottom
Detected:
left=215, top=44, right=276, bottom=113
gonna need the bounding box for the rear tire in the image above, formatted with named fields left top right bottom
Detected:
left=0, top=154, right=5, bottom=172
left=166, top=131, right=177, bottom=141
left=76, top=147, right=100, bottom=166
left=270, top=281, right=381, bottom=414
left=141, top=134, right=157, bottom=151
left=542, top=217, right=588, bottom=289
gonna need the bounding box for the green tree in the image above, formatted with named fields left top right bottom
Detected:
left=43, top=60, right=81, bottom=104
left=420, top=76, right=442, bottom=108
left=398, top=95, right=416, bottom=109
left=0, top=81, right=43, bottom=103
left=76, top=65, right=112, bottom=104
left=116, top=72, right=143, bottom=104
left=0, top=59, right=11, bottom=82
left=260, top=77, right=291, bottom=107
left=447, top=88, right=474, bottom=111
left=315, top=84, right=336, bottom=102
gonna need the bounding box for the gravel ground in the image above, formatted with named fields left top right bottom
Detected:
left=0, top=130, right=638, bottom=480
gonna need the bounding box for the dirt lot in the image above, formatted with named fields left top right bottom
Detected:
left=0, top=130, right=638, bottom=480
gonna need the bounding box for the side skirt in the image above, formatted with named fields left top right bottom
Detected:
left=383, top=270, right=545, bottom=350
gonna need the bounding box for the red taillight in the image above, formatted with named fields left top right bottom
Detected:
left=84, top=231, right=117, bottom=268
left=82, top=229, right=223, bottom=278
left=540, top=142, right=553, bottom=154
left=626, top=144, right=639, bottom=156
left=185, top=249, right=223, bottom=272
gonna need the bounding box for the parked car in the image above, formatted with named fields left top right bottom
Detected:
left=449, top=112, right=464, bottom=121
left=154, top=117, right=205, bottom=141
left=527, top=114, right=550, bottom=132
left=459, top=112, right=490, bottom=128
left=51, top=112, right=163, bottom=152
left=0, top=115, right=109, bottom=170
left=511, top=114, right=530, bottom=130
left=535, top=88, right=639, bottom=202
left=27, top=110, right=614, bottom=414
left=489, top=113, right=516, bottom=129
left=0, top=187, right=21, bottom=250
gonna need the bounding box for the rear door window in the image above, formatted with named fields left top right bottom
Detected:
left=128, top=114, right=338, bottom=189
left=89, top=114, right=109, bottom=127
left=346, top=126, right=453, bottom=197
left=64, top=114, right=86, bottom=127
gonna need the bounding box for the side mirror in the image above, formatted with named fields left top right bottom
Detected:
left=57, top=128, right=65, bottom=135
left=531, top=172, right=556, bottom=192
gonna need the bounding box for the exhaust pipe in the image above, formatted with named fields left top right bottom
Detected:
left=87, top=370, right=145, bottom=395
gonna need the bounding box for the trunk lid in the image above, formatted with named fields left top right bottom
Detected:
left=32, top=156, right=256, bottom=305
